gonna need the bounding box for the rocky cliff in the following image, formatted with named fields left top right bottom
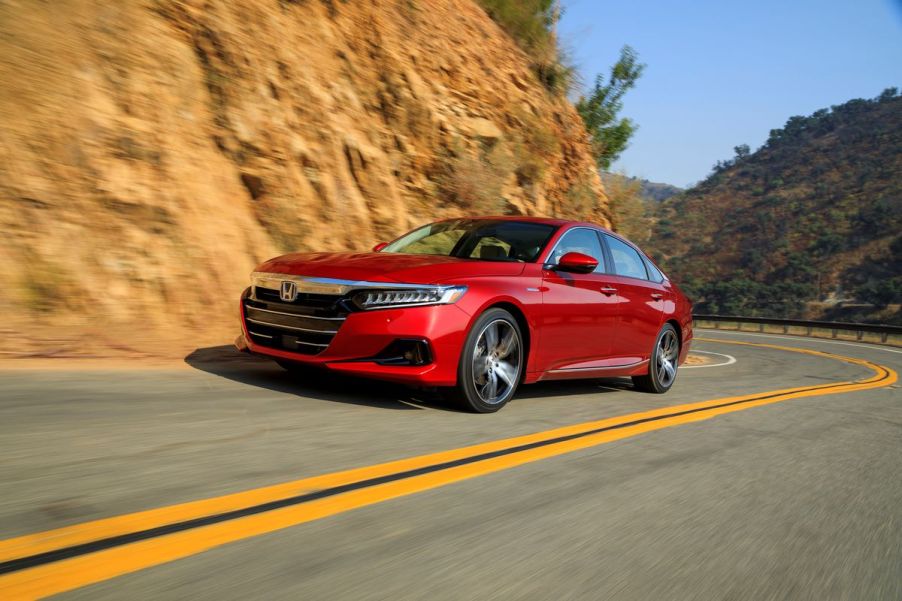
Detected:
left=0, top=0, right=609, bottom=357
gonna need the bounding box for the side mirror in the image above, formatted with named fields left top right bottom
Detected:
left=372, top=242, right=389, bottom=252
left=556, top=252, right=598, bottom=274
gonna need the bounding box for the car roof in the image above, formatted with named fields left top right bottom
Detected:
left=438, top=215, right=614, bottom=234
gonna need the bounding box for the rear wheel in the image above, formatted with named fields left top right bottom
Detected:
left=448, top=308, right=523, bottom=413
left=632, top=324, right=679, bottom=393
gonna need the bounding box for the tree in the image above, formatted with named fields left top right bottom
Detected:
left=878, top=87, right=898, bottom=102
left=576, top=45, right=645, bottom=170
left=858, top=277, right=902, bottom=308
left=733, top=144, right=750, bottom=160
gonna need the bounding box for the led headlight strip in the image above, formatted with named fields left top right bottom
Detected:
left=352, top=286, right=467, bottom=310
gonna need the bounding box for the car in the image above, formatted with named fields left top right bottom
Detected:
left=236, top=217, right=693, bottom=412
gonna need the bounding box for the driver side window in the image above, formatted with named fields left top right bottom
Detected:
left=550, top=229, right=605, bottom=273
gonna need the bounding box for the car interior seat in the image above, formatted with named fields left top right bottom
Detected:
left=479, top=245, right=507, bottom=260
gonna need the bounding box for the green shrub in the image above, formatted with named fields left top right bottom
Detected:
left=857, top=277, right=902, bottom=308
left=476, top=0, right=574, bottom=94
left=477, top=0, right=556, bottom=57
left=532, top=59, right=574, bottom=96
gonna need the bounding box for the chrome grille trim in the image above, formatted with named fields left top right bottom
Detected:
left=245, top=317, right=339, bottom=335
left=245, top=305, right=346, bottom=321
left=242, top=281, right=345, bottom=355
left=250, top=272, right=445, bottom=296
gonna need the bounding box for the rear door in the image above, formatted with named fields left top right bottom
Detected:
left=600, top=233, right=666, bottom=364
left=538, top=227, right=618, bottom=372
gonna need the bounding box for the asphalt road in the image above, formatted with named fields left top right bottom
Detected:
left=0, top=330, right=900, bottom=600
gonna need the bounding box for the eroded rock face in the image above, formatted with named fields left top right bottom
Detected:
left=0, top=0, right=609, bottom=355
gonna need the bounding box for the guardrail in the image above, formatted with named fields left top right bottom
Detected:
left=692, top=314, right=902, bottom=346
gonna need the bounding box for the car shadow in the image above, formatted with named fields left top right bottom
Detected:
left=184, top=345, right=454, bottom=411
left=185, top=345, right=633, bottom=411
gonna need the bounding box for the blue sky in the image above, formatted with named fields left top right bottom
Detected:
left=559, top=0, right=902, bottom=187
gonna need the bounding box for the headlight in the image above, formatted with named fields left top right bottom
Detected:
left=351, top=286, right=467, bottom=310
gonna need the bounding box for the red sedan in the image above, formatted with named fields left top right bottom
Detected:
left=236, top=217, right=692, bottom=412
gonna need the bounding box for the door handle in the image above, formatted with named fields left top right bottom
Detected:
left=599, top=286, right=617, bottom=296
left=650, top=292, right=663, bottom=300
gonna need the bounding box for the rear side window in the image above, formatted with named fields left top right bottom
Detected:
left=643, top=257, right=665, bottom=283
left=603, top=235, right=648, bottom=280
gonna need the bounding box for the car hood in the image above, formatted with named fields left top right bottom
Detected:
left=255, top=252, right=525, bottom=285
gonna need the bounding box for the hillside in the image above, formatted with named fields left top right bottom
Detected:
left=601, top=173, right=682, bottom=204
left=600, top=172, right=680, bottom=246
left=0, top=0, right=609, bottom=358
left=649, top=89, right=901, bottom=323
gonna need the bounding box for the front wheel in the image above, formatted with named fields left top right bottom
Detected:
left=632, top=324, right=679, bottom=393
left=447, top=308, right=524, bottom=413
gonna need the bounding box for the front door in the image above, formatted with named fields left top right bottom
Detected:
left=538, top=228, right=619, bottom=372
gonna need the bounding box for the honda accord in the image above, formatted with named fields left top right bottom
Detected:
left=236, top=217, right=692, bottom=412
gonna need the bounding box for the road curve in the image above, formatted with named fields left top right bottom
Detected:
left=0, top=330, right=900, bottom=600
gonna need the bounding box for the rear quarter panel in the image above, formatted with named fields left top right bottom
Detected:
left=668, top=281, right=693, bottom=364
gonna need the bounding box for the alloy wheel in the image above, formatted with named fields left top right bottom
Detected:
left=656, top=329, right=679, bottom=387
left=472, top=319, right=522, bottom=405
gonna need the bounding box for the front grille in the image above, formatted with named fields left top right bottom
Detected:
left=243, top=287, right=348, bottom=355
left=253, top=287, right=342, bottom=312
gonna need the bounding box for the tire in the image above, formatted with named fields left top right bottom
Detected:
left=447, top=308, right=524, bottom=413
left=632, top=323, right=680, bottom=394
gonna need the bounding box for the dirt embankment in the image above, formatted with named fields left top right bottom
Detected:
left=0, top=0, right=609, bottom=360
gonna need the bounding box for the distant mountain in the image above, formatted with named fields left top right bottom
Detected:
left=647, top=89, right=902, bottom=323
left=602, top=173, right=682, bottom=204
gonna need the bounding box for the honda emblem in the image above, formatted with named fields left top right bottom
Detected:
left=280, top=281, right=298, bottom=302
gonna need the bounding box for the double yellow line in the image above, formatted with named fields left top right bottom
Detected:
left=0, top=339, right=896, bottom=599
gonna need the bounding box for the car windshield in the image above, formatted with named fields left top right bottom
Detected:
left=381, top=219, right=557, bottom=262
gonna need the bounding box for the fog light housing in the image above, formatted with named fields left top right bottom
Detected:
left=374, top=339, right=433, bottom=366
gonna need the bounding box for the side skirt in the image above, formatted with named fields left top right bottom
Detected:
left=535, top=359, right=649, bottom=382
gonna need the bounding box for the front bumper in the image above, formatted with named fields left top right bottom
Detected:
left=238, top=289, right=471, bottom=386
